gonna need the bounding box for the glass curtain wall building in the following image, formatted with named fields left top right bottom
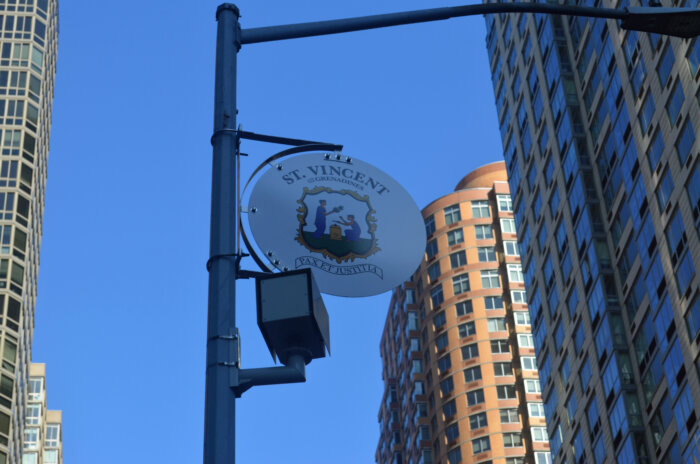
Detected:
left=484, top=2, right=700, bottom=463
left=0, top=1, right=59, bottom=463
left=375, top=163, right=551, bottom=464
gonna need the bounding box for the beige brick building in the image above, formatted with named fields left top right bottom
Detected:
left=376, top=163, right=551, bottom=464
left=23, top=364, right=61, bottom=464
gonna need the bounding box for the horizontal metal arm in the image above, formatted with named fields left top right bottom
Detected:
left=230, top=353, right=306, bottom=398
left=240, top=3, right=700, bottom=44
left=240, top=3, right=621, bottom=45
left=238, top=130, right=343, bottom=150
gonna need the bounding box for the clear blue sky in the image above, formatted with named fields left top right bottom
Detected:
left=34, top=1, right=501, bottom=462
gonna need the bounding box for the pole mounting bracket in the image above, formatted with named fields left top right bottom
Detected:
left=230, top=352, right=307, bottom=398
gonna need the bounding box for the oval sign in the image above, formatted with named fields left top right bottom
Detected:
left=247, top=152, right=426, bottom=297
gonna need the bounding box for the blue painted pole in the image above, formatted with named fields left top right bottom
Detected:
left=204, top=4, right=240, bottom=464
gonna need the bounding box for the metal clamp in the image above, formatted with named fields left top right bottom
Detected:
left=209, top=128, right=240, bottom=146
left=206, top=252, right=247, bottom=272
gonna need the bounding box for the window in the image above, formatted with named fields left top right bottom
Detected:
left=434, top=312, right=446, bottom=331
left=504, top=240, right=519, bottom=256
left=491, top=339, right=509, bottom=354
left=686, top=296, right=700, bottom=341
left=656, top=169, right=674, bottom=211
left=512, top=290, right=527, bottom=304
left=464, top=366, right=482, bottom=382
left=529, top=402, right=546, bottom=417
left=450, top=251, right=467, bottom=268
left=498, top=195, right=513, bottom=212
left=521, top=357, right=537, bottom=370
left=488, top=318, right=507, bottom=332
left=478, top=247, right=496, bottom=262
left=514, top=310, right=530, bottom=324
left=527, top=163, right=537, bottom=190
left=426, top=239, right=438, bottom=259
left=445, top=423, right=460, bottom=442
left=503, top=432, right=522, bottom=447
left=497, top=385, right=517, bottom=399
left=431, top=285, right=444, bottom=308
left=23, top=427, right=39, bottom=450
left=43, top=450, right=58, bottom=464
left=467, top=388, right=485, bottom=406
left=462, top=343, right=479, bottom=360
left=456, top=300, right=473, bottom=316
left=459, top=321, right=476, bottom=338
left=444, top=204, right=461, bottom=225
left=471, top=200, right=490, bottom=218
left=440, top=377, right=455, bottom=395
left=518, top=334, right=534, bottom=348
left=443, top=399, right=457, bottom=418
left=531, top=427, right=549, bottom=442
left=447, top=447, right=462, bottom=464
left=453, top=274, right=470, bottom=295
left=425, top=215, right=436, bottom=236
left=22, top=453, right=37, bottom=464
left=25, top=404, right=40, bottom=425
left=405, top=289, right=416, bottom=304
left=657, top=45, right=674, bottom=87
left=427, top=262, right=441, bottom=282
left=506, top=458, right=525, bottom=464
left=481, top=270, right=500, bottom=288
left=446, top=442, right=462, bottom=464
left=500, top=408, right=519, bottom=423
left=501, top=218, right=516, bottom=233
left=525, top=379, right=542, bottom=393
left=447, top=229, right=464, bottom=246
left=534, top=453, right=553, bottom=464
left=469, top=412, right=487, bottom=429
left=673, top=384, right=695, bottom=443
left=507, top=264, right=524, bottom=282
left=689, top=38, right=700, bottom=76
left=494, top=362, right=513, bottom=376
left=639, top=93, right=655, bottom=134
left=484, top=296, right=503, bottom=310
left=648, top=129, right=665, bottom=172
left=28, top=377, right=42, bottom=401
left=475, top=225, right=493, bottom=240
left=676, top=118, right=696, bottom=166
left=438, top=354, right=452, bottom=373
left=666, top=81, right=685, bottom=126
left=631, top=57, right=646, bottom=98
left=436, top=333, right=449, bottom=350
left=472, top=436, right=490, bottom=454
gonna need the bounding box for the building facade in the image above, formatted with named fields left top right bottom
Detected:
left=485, top=3, right=700, bottom=463
left=376, top=163, right=552, bottom=464
left=24, top=364, right=61, bottom=464
left=0, top=1, right=59, bottom=462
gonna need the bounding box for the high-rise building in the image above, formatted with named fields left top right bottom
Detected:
left=25, top=364, right=62, bottom=464
left=0, top=1, right=59, bottom=463
left=484, top=5, right=700, bottom=464
left=375, top=163, right=551, bottom=464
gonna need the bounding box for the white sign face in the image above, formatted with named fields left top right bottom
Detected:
left=247, top=153, right=426, bottom=297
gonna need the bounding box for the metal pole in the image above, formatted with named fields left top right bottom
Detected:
left=204, top=4, right=240, bottom=464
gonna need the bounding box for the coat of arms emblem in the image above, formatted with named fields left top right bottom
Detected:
left=296, top=186, right=379, bottom=263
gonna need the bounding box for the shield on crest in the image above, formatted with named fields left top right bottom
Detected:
left=296, top=186, right=379, bottom=263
